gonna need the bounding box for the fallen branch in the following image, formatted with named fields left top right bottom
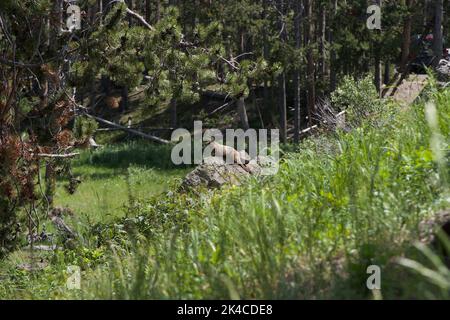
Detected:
left=124, top=7, right=155, bottom=31
left=208, top=100, right=236, bottom=116
left=23, top=245, right=62, bottom=251
left=85, top=113, right=170, bottom=144
left=37, top=152, right=80, bottom=158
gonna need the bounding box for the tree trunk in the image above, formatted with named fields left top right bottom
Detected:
left=319, top=5, right=327, bottom=78
left=374, top=0, right=382, bottom=96
left=278, top=73, right=287, bottom=143
left=433, top=0, right=444, bottom=65
left=293, top=0, right=303, bottom=143
left=262, top=0, right=270, bottom=121
left=170, top=98, right=177, bottom=128
left=329, top=0, right=338, bottom=92
left=384, top=61, right=390, bottom=85
left=236, top=97, right=250, bottom=130
left=156, top=0, right=161, bottom=23
left=305, top=0, right=316, bottom=126
left=277, top=0, right=287, bottom=142
left=400, top=0, right=414, bottom=74
left=374, top=51, right=382, bottom=96
left=145, top=0, right=151, bottom=22
left=98, top=0, right=103, bottom=25
left=120, top=86, right=129, bottom=112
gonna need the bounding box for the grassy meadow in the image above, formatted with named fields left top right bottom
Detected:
left=0, top=83, right=449, bottom=300
left=54, top=143, right=189, bottom=224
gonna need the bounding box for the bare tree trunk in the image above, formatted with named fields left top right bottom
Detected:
left=400, top=0, right=414, bottom=74
left=384, top=61, right=390, bottom=85
left=98, top=0, right=103, bottom=25
left=127, top=0, right=134, bottom=26
left=45, top=163, right=55, bottom=208
left=305, top=0, right=316, bottom=126
left=170, top=97, right=177, bottom=128
left=374, top=52, right=382, bottom=95
left=120, top=86, right=128, bottom=113
left=293, top=0, right=303, bottom=143
left=156, top=0, right=161, bottom=23
left=329, top=0, right=338, bottom=92
left=277, top=0, right=287, bottom=142
left=374, top=0, right=382, bottom=96
left=236, top=97, right=249, bottom=130
left=262, top=0, right=270, bottom=120
left=319, top=5, right=326, bottom=78
left=433, top=0, right=444, bottom=65
left=145, top=0, right=151, bottom=22
left=278, top=73, right=287, bottom=143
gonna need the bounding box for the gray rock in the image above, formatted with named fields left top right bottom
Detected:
left=181, top=156, right=275, bottom=190
left=419, top=209, right=450, bottom=244
left=436, top=59, right=450, bottom=82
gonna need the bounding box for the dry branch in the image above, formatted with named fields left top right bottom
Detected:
left=36, top=152, right=80, bottom=158
left=85, top=113, right=170, bottom=144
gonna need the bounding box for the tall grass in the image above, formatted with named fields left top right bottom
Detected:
left=1, top=85, right=448, bottom=300
left=74, top=141, right=184, bottom=170
left=74, top=87, right=449, bottom=299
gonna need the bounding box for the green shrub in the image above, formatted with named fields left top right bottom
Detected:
left=331, top=75, right=384, bottom=127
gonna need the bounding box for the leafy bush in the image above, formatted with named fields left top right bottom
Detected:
left=331, top=75, right=384, bottom=127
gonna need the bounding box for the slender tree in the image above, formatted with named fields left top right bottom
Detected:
left=432, top=0, right=444, bottom=65
left=305, top=0, right=316, bottom=126
left=400, top=0, right=414, bottom=74
left=277, top=0, right=287, bottom=142
left=293, top=0, right=303, bottom=143
left=329, top=0, right=337, bottom=92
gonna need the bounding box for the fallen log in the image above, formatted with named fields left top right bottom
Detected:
left=85, top=113, right=170, bottom=144
left=36, top=152, right=80, bottom=158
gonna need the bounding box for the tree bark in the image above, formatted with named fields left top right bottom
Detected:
left=319, top=5, right=327, bottom=78
left=145, top=0, right=151, bottom=22
left=293, top=0, right=303, bottom=143
left=374, top=1, right=382, bottom=96
left=156, top=0, right=161, bottom=23
left=400, top=0, right=414, bottom=74
left=236, top=97, right=250, bottom=130
left=305, top=0, right=316, bottom=126
left=170, top=97, right=177, bottom=128
left=384, top=61, right=390, bottom=85
left=120, top=86, right=129, bottom=112
left=432, top=0, right=444, bottom=65
left=262, top=0, right=270, bottom=121
left=277, top=0, right=287, bottom=142
left=329, top=0, right=338, bottom=92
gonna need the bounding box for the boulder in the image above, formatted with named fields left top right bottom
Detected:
left=419, top=209, right=450, bottom=244
left=436, top=59, right=450, bottom=83
left=181, top=156, right=276, bottom=190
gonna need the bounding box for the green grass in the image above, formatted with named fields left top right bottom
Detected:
left=0, top=85, right=449, bottom=300
left=55, top=165, right=187, bottom=224
left=73, top=87, right=448, bottom=300
left=55, top=142, right=190, bottom=223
